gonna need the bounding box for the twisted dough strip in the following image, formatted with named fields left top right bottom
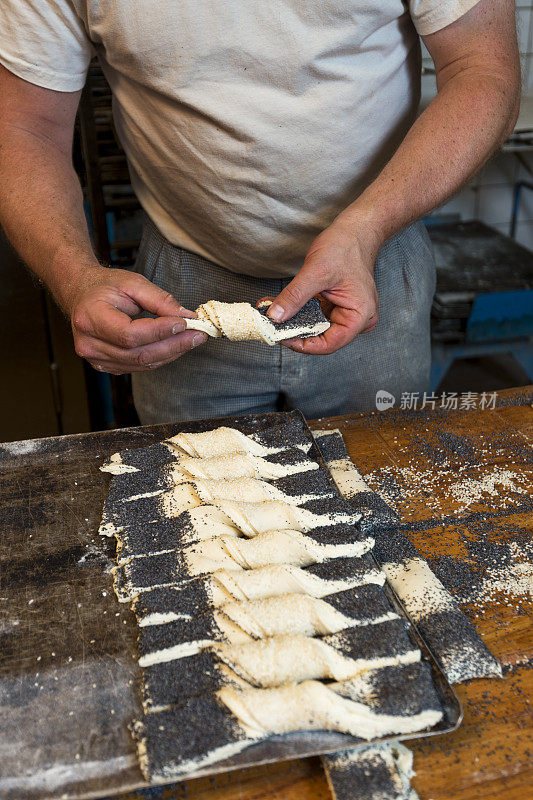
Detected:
left=166, top=426, right=275, bottom=458
left=212, top=631, right=420, bottom=687
left=185, top=299, right=330, bottom=345
left=208, top=560, right=385, bottom=604
left=218, top=677, right=442, bottom=740
left=215, top=593, right=397, bottom=642
left=182, top=528, right=372, bottom=574
left=159, top=476, right=324, bottom=519
left=169, top=452, right=318, bottom=482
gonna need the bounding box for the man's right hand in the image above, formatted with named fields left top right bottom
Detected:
left=68, top=266, right=207, bottom=374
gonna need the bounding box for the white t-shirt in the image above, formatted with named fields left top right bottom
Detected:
left=0, top=1, right=479, bottom=277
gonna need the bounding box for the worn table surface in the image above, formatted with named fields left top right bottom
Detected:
left=1, top=386, right=531, bottom=800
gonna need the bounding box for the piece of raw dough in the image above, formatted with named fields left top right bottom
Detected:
left=171, top=451, right=319, bottom=481
left=183, top=528, right=373, bottom=574
left=132, top=669, right=442, bottom=781
left=185, top=299, right=330, bottom=345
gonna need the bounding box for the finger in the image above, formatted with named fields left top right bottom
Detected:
left=120, top=274, right=197, bottom=319
left=90, top=359, right=170, bottom=375
left=279, top=336, right=305, bottom=352
left=293, top=325, right=354, bottom=354
left=80, top=301, right=190, bottom=349
left=265, top=266, right=323, bottom=323
left=359, top=312, right=379, bottom=334
left=83, top=329, right=208, bottom=369
left=317, top=296, right=335, bottom=319
left=281, top=305, right=377, bottom=355
left=256, top=296, right=275, bottom=307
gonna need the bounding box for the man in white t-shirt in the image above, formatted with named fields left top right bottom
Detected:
left=0, top=1, right=519, bottom=421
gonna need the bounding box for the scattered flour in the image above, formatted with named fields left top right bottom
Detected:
left=477, top=543, right=533, bottom=603
left=364, top=465, right=530, bottom=518
left=449, top=469, right=527, bottom=512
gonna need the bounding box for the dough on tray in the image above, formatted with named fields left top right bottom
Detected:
left=165, top=420, right=311, bottom=458
left=159, top=475, right=332, bottom=518
left=101, top=418, right=311, bottom=474
left=127, top=555, right=385, bottom=610
left=180, top=526, right=374, bottom=575
left=137, top=585, right=397, bottom=661
left=119, top=551, right=384, bottom=604
left=138, top=615, right=418, bottom=674
left=171, top=449, right=319, bottom=481
left=184, top=298, right=330, bottom=345
left=133, top=662, right=442, bottom=781
left=99, top=420, right=443, bottom=786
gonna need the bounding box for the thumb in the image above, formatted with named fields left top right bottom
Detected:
left=266, top=266, right=322, bottom=323
left=123, top=273, right=196, bottom=319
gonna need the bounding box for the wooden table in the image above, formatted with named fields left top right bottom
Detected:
left=115, top=386, right=532, bottom=800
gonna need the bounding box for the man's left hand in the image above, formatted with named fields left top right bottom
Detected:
left=265, top=218, right=381, bottom=354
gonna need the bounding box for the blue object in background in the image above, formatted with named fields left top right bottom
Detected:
left=467, top=290, right=533, bottom=343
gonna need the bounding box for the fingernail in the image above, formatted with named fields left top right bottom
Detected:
left=192, top=333, right=207, bottom=347
left=179, top=306, right=197, bottom=318
left=267, top=303, right=284, bottom=322
left=172, top=322, right=184, bottom=334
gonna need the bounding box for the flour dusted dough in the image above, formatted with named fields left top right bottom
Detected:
left=217, top=500, right=359, bottom=536
left=166, top=427, right=277, bottom=458
left=218, top=680, right=441, bottom=740
left=213, top=631, right=419, bottom=687
left=171, top=452, right=319, bottom=481
left=216, top=594, right=397, bottom=642
left=183, top=530, right=372, bottom=574
left=209, top=561, right=385, bottom=604
left=160, top=499, right=359, bottom=543
left=137, top=592, right=399, bottom=667
left=101, top=452, right=139, bottom=475
left=185, top=300, right=330, bottom=345
left=161, top=477, right=322, bottom=517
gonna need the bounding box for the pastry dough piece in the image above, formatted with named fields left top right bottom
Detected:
left=139, top=615, right=416, bottom=672
left=159, top=483, right=202, bottom=518
left=172, top=452, right=318, bottom=481
left=101, top=442, right=177, bottom=475
left=328, top=458, right=371, bottom=497
left=216, top=593, right=397, bottom=642
left=185, top=299, right=330, bottom=345
left=137, top=579, right=391, bottom=631
left=217, top=500, right=359, bottom=537
left=192, top=477, right=321, bottom=507
left=213, top=622, right=419, bottom=687
left=179, top=505, right=241, bottom=541
left=183, top=529, right=372, bottom=574
left=219, top=678, right=441, bottom=741
left=155, top=499, right=358, bottom=544
left=101, top=452, right=139, bottom=475
left=210, top=560, right=385, bottom=604
left=159, top=478, right=297, bottom=520
left=134, top=664, right=442, bottom=781
left=165, top=427, right=276, bottom=458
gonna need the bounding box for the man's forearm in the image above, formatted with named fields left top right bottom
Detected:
left=337, top=67, right=520, bottom=248
left=0, top=124, right=99, bottom=312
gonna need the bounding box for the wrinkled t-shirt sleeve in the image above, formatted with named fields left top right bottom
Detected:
left=409, top=0, right=482, bottom=36
left=0, top=0, right=93, bottom=92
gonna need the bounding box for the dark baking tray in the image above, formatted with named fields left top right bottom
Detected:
left=0, top=410, right=461, bottom=800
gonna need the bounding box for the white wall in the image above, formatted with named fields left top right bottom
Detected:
left=420, top=3, right=533, bottom=250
